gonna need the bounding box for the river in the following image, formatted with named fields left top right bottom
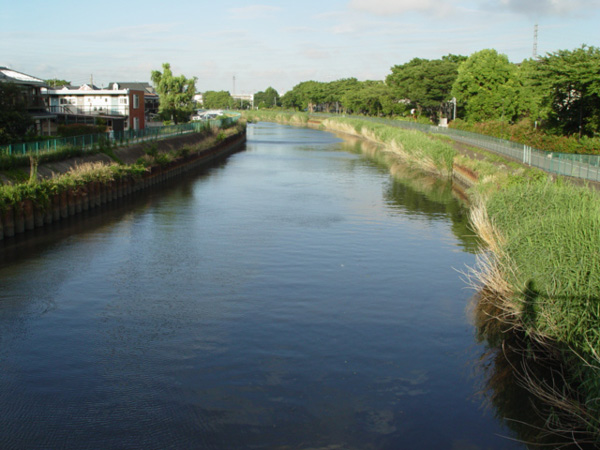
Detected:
left=0, top=122, right=524, bottom=449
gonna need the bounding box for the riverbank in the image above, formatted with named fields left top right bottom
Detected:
left=244, top=111, right=600, bottom=446
left=0, top=122, right=246, bottom=240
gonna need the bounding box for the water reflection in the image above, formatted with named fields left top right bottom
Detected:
left=338, top=133, right=596, bottom=448
left=472, top=288, right=598, bottom=449
left=338, top=137, right=479, bottom=254
left=0, top=122, right=525, bottom=449
left=0, top=158, right=231, bottom=268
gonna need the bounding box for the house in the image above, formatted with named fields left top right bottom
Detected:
left=43, top=83, right=146, bottom=131
left=0, top=66, right=56, bottom=135
left=107, top=82, right=159, bottom=121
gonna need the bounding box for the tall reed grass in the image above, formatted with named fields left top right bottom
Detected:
left=468, top=181, right=600, bottom=439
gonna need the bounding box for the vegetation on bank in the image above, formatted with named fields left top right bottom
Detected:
left=0, top=161, right=147, bottom=213
left=469, top=182, right=600, bottom=442
left=0, top=121, right=245, bottom=212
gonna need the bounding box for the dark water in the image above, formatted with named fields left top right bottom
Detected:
left=0, top=123, right=524, bottom=449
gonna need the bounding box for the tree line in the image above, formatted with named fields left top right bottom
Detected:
left=2, top=47, right=598, bottom=146
left=278, top=46, right=600, bottom=140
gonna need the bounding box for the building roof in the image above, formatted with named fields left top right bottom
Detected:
left=0, top=67, right=47, bottom=87
left=44, top=87, right=130, bottom=95
left=108, top=82, right=157, bottom=95
left=78, top=83, right=101, bottom=91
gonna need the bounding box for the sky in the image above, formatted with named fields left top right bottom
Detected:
left=1, top=0, right=599, bottom=95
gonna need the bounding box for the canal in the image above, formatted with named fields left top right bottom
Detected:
left=0, top=122, right=524, bottom=449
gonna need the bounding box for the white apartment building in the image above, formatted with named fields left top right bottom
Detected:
left=43, top=83, right=145, bottom=130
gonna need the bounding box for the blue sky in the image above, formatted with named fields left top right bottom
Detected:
left=1, top=0, right=599, bottom=94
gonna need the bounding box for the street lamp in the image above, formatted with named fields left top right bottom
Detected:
left=451, top=97, right=457, bottom=121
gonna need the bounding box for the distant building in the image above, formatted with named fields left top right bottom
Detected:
left=44, top=83, right=145, bottom=131
left=0, top=66, right=56, bottom=135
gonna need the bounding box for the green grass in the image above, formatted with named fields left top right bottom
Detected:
left=484, top=180, right=600, bottom=421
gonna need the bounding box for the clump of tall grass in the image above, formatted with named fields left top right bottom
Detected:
left=484, top=182, right=600, bottom=334
left=468, top=180, right=600, bottom=438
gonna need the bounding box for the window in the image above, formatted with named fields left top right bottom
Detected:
left=133, top=94, right=139, bottom=109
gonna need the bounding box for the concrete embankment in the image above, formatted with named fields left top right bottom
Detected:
left=0, top=128, right=246, bottom=241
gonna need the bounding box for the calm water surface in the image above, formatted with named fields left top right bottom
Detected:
left=0, top=123, right=524, bottom=449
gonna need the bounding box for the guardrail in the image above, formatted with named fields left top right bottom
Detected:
left=1, top=113, right=240, bottom=157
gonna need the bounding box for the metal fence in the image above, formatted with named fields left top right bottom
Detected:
left=1, top=114, right=240, bottom=157
left=362, top=117, right=600, bottom=183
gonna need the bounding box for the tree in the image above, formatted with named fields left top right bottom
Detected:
left=342, top=81, right=399, bottom=116
left=254, top=87, right=280, bottom=109
left=280, top=81, right=326, bottom=111
left=386, top=55, right=466, bottom=121
left=150, top=63, right=197, bottom=124
left=538, top=45, right=600, bottom=138
left=45, top=79, right=70, bottom=88
left=513, top=58, right=547, bottom=124
left=0, top=82, right=33, bottom=145
left=451, top=49, right=519, bottom=123
left=202, top=91, right=233, bottom=109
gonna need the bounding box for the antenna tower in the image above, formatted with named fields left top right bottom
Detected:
left=533, top=23, right=538, bottom=59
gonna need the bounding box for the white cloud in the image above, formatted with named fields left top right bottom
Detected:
left=228, top=5, right=281, bottom=20
left=349, top=0, right=600, bottom=18
left=348, top=0, right=455, bottom=17
left=482, top=0, right=600, bottom=17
